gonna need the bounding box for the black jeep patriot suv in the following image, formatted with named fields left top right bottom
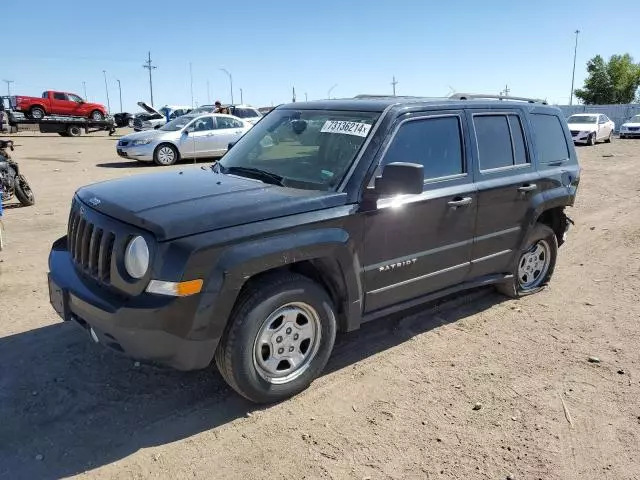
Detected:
left=48, top=94, right=580, bottom=403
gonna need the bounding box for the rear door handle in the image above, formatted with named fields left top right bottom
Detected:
left=518, top=183, right=537, bottom=192
left=447, top=196, right=472, bottom=208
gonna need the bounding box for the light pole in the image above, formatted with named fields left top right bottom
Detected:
left=305, top=92, right=308, bottom=102
left=391, top=76, right=398, bottom=96
left=219, top=68, right=233, bottom=104
left=240, top=88, right=243, bottom=104
left=328, top=84, right=337, bottom=99
left=102, top=70, right=111, bottom=112
left=2, top=80, right=14, bottom=97
left=82, top=81, right=87, bottom=99
left=116, top=79, right=123, bottom=113
left=189, top=62, right=194, bottom=108
left=569, top=29, right=580, bottom=106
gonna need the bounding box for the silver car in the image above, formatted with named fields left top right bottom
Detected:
left=116, top=113, right=251, bottom=166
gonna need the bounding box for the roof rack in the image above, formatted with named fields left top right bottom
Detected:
left=353, top=94, right=423, bottom=99
left=449, top=93, right=547, bottom=105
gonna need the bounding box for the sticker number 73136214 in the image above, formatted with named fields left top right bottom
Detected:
left=320, top=120, right=372, bottom=137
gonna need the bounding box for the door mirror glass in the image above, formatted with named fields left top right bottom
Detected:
left=375, top=162, right=424, bottom=195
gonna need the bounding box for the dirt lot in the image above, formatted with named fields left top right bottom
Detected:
left=1, top=131, right=639, bottom=480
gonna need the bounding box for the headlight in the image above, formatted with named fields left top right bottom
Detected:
left=132, top=139, right=152, bottom=146
left=124, top=236, right=149, bottom=279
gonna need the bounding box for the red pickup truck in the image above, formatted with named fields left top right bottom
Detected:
left=14, top=91, right=107, bottom=121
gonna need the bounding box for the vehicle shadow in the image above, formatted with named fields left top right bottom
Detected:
left=95, top=161, right=148, bottom=169
left=0, top=288, right=500, bottom=480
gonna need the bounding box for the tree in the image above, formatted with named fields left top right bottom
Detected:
left=575, top=54, right=640, bottom=104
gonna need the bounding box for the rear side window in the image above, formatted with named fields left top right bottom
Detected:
left=473, top=114, right=529, bottom=170
left=530, top=114, right=570, bottom=164
left=53, top=92, right=67, bottom=101
left=383, top=116, right=464, bottom=181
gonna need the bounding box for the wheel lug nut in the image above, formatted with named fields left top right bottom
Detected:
left=286, top=328, right=292, bottom=334
left=276, top=336, right=283, bottom=343
left=293, top=334, right=299, bottom=340
left=289, top=346, right=294, bottom=352
left=278, top=348, right=284, bottom=354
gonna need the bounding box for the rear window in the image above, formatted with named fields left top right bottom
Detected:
left=530, top=114, right=570, bottom=164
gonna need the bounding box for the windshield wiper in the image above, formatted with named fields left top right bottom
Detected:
left=222, top=165, right=285, bottom=186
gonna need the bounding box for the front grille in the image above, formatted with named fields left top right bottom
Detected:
left=628, top=127, right=639, bottom=132
left=68, top=207, right=115, bottom=283
left=570, top=130, right=579, bottom=136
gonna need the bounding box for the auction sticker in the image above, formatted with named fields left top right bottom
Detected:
left=321, top=120, right=371, bottom=137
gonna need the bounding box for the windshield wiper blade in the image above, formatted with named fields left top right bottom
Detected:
left=223, top=166, right=285, bottom=186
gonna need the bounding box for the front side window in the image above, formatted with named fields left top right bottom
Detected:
left=218, top=109, right=379, bottom=191
left=190, top=116, right=214, bottom=132
left=68, top=94, right=83, bottom=103
left=215, top=117, right=244, bottom=129
left=530, top=114, right=570, bottom=164
left=474, top=114, right=529, bottom=170
left=382, top=116, right=464, bottom=180
left=160, top=114, right=197, bottom=131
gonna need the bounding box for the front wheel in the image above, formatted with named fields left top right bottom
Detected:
left=215, top=273, right=337, bottom=403
left=587, top=132, right=596, bottom=146
left=127, top=118, right=134, bottom=128
left=90, top=110, right=104, bottom=121
left=496, top=223, right=558, bottom=298
left=14, top=174, right=35, bottom=206
left=153, top=144, right=179, bottom=166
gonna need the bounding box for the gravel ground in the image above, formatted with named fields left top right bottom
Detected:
left=0, top=131, right=639, bottom=480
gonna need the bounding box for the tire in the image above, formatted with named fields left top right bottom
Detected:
left=587, top=132, right=596, bottom=146
left=496, top=223, right=558, bottom=298
left=153, top=143, right=179, bottom=166
left=30, top=106, right=45, bottom=120
left=14, top=174, right=35, bottom=206
left=127, top=118, right=134, bottom=128
left=620, top=135, right=626, bottom=139
left=90, top=110, right=104, bottom=121
left=66, top=125, right=82, bottom=137
left=215, top=273, right=337, bottom=403
left=605, top=131, right=612, bottom=143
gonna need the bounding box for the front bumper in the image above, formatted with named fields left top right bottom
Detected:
left=571, top=131, right=592, bottom=144
left=47, top=237, right=217, bottom=370
left=116, top=143, right=155, bottom=161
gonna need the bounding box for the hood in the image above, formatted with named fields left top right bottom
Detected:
left=567, top=122, right=597, bottom=132
left=119, top=129, right=169, bottom=141
left=137, top=101, right=163, bottom=116
left=76, top=169, right=346, bottom=241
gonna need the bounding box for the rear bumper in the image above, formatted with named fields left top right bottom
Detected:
left=48, top=237, right=216, bottom=370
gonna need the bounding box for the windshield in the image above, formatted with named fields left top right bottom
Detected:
left=567, top=115, right=597, bottom=124
left=629, top=115, right=640, bottom=123
left=218, top=109, right=380, bottom=191
left=160, top=114, right=197, bottom=131
left=191, top=106, right=215, bottom=114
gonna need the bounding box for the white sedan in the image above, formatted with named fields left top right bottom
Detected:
left=116, top=113, right=251, bottom=166
left=620, top=114, right=640, bottom=139
left=567, top=114, right=615, bottom=146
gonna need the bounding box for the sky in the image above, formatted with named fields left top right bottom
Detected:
left=2, top=0, right=639, bottom=113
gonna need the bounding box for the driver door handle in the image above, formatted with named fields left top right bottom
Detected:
left=517, top=183, right=537, bottom=192
left=447, top=196, right=472, bottom=208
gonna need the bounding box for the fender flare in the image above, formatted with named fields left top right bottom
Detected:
left=190, top=227, right=364, bottom=344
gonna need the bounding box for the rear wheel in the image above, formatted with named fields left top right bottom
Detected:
left=496, top=223, right=557, bottom=298
left=66, top=125, right=82, bottom=137
left=153, top=143, right=179, bottom=166
left=14, top=174, right=35, bottom=206
left=215, top=273, right=337, bottom=403
left=29, top=106, right=45, bottom=120
left=605, top=130, right=613, bottom=143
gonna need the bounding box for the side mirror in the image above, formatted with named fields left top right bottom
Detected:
left=183, top=130, right=189, bottom=136
left=374, top=162, right=424, bottom=195
left=228, top=141, right=236, bottom=150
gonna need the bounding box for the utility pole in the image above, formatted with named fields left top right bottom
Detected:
left=219, top=68, right=233, bottom=104
left=102, top=70, right=111, bottom=112
left=189, top=62, right=194, bottom=108
left=2, top=80, right=14, bottom=97
left=569, top=29, right=580, bottom=105
left=116, top=79, right=123, bottom=113
left=328, top=84, right=337, bottom=99
left=143, top=51, right=157, bottom=106
left=240, top=88, right=243, bottom=104
left=207, top=80, right=211, bottom=104
left=501, top=84, right=510, bottom=96
left=292, top=86, right=296, bottom=103
left=305, top=92, right=308, bottom=102
left=82, top=81, right=87, bottom=99
left=391, top=76, right=398, bottom=96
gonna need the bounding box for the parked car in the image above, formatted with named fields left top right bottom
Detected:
left=566, top=113, right=614, bottom=145
left=133, top=102, right=192, bottom=131
left=14, top=91, right=107, bottom=120
left=619, top=114, right=640, bottom=139
left=117, top=113, right=251, bottom=165
left=48, top=94, right=580, bottom=403
left=190, top=104, right=263, bottom=125
left=113, top=112, right=135, bottom=128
